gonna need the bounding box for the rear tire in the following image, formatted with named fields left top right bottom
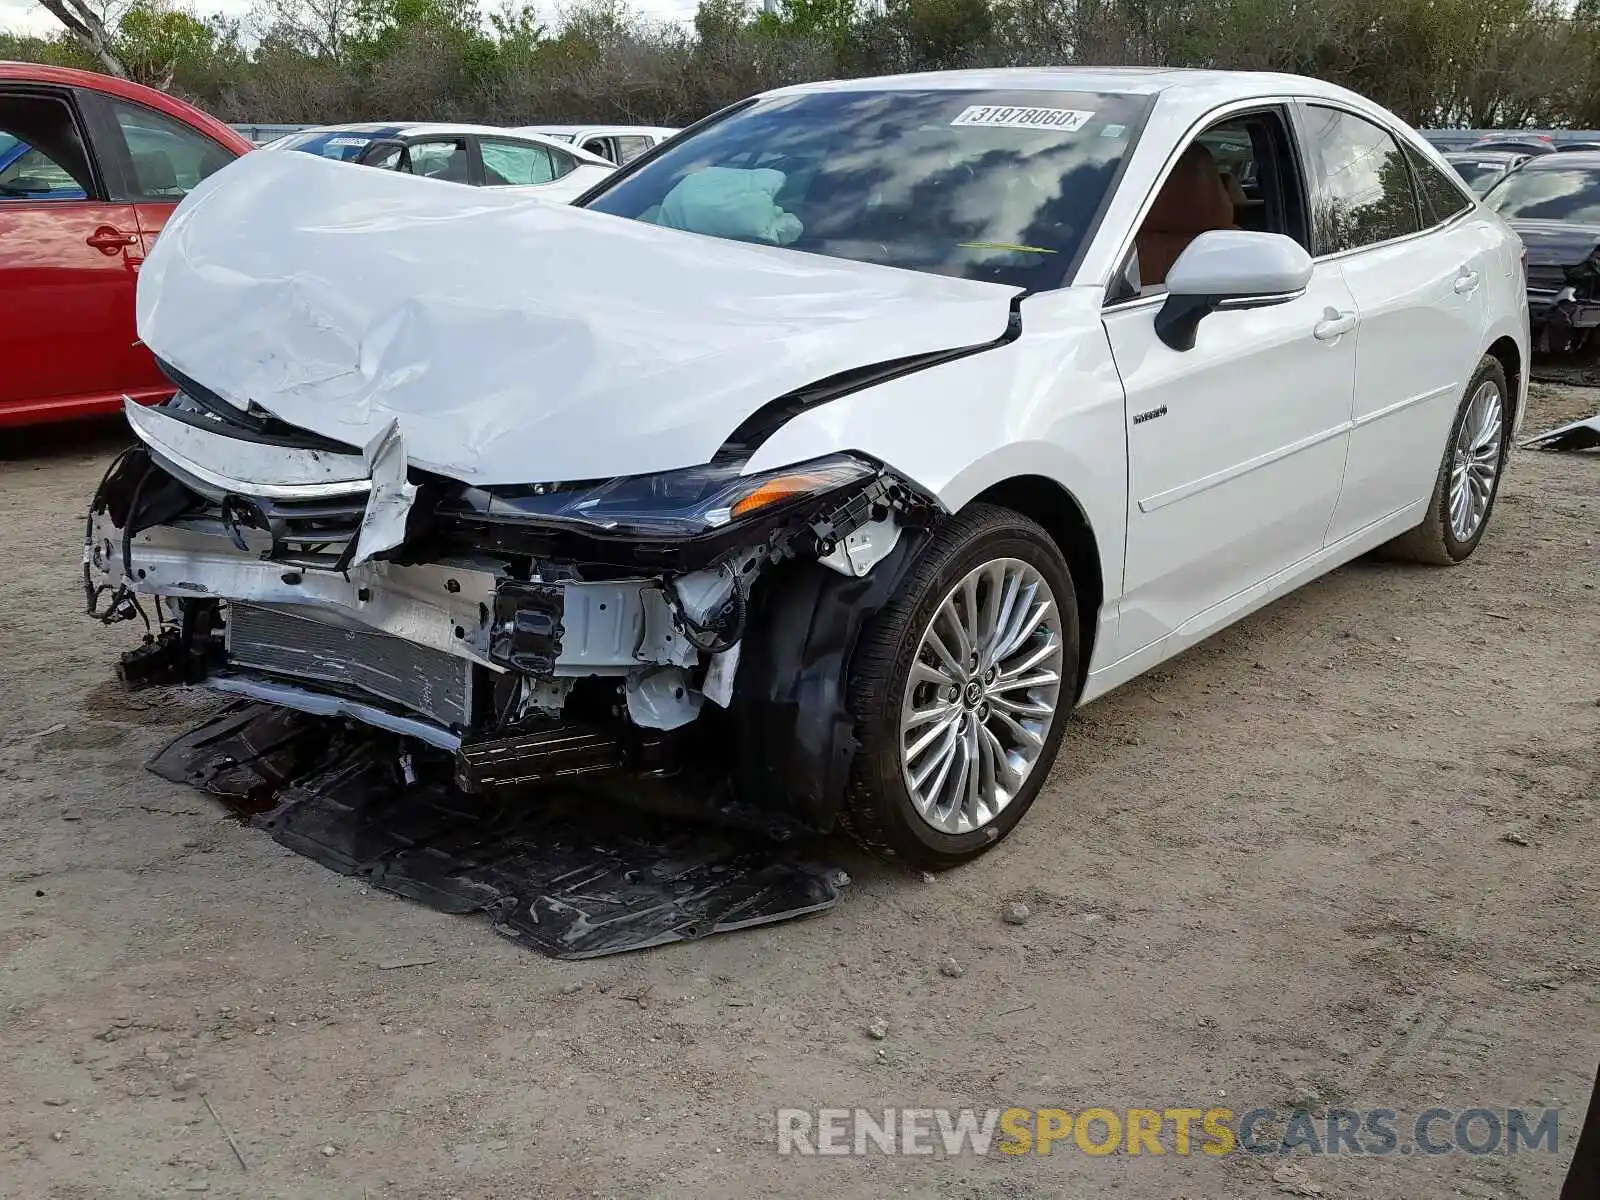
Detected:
left=1379, top=356, right=1510, bottom=566
left=840, top=503, right=1079, bottom=871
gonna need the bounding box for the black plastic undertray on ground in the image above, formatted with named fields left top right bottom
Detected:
left=148, top=701, right=844, bottom=958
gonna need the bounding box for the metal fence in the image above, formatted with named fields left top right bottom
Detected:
left=229, top=123, right=316, bottom=145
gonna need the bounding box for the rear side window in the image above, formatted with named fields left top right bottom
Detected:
left=481, top=138, right=557, bottom=186
left=108, top=99, right=232, bottom=199
left=1407, top=145, right=1474, bottom=224
left=1302, top=104, right=1421, bottom=254
left=613, top=135, right=653, bottom=164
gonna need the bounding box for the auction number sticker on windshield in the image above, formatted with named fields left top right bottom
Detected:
left=951, top=106, right=1096, bottom=132
left=326, top=136, right=372, bottom=147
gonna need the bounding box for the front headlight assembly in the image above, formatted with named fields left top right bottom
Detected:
left=449, top=453, right=882, bottom=541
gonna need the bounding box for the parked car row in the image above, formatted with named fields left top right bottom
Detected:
left=1, top=60, right=680, bottom=426
left=1444, top=150, right=1533, bottom=196
left=263, top=122, right=618, bottom=203
left=2, top=59, right=1594, bottom=433
left=1479, top=151, right=1600, bottom=355
left=1429, top=134, right=1600, bottom=354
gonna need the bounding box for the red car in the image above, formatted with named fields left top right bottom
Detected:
left=0, top=63, right=253, bottom=427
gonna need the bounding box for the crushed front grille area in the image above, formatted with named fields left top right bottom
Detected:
left=227, top=602, right=473, bottom=729
left=147, top=702, right=845, bottom=958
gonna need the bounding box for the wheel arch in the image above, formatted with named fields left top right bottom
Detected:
left=1484, top=333, right=1523, bottom=430
left=962, top=474, right=1104, bottom=700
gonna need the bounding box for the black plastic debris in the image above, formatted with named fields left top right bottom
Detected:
left=148, top=702, right=844, bottom=957
left=149, top=700, right=334, bottom=816
left=1522, top=413, right=1600, bottom=452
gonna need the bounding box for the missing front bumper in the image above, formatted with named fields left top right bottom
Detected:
left=88, top=411, right=942, bottom=834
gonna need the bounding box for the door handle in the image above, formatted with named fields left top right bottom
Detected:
left=1453, top=268, right=1481, bottom=295
left=86, top=226, right=138, bottom=255
left=1313, top=308, right=1358, bottom=341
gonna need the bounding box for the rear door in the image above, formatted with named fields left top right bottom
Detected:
left=92, top=93, right=237, bottom=246
left=1295, top=104, right=1493, bottom=543
left=0, top=85, right=145, bottom=423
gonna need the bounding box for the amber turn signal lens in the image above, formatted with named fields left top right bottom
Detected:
left=728, top=465, right=863, bottom=520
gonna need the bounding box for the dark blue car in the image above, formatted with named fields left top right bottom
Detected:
left=0, top=131, right=89, bottom=199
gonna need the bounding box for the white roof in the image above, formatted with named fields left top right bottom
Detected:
left=770, top=67, right=1377, bottom=111
left=518, top=124, right=679, bottom=138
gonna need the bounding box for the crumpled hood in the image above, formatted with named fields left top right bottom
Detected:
left=137, top=149, right=1021, bottom=485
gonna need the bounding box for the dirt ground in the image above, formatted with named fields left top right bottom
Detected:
left=1, top=384, right=1596, bottom=1200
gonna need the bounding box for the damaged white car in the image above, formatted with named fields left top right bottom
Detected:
left=88, top=69, right=1528, bottom=871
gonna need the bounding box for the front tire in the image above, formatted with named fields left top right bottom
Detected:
left=1380, top=356, right=1510, bottom=566
left=840, top=504, right=1079, bottom=871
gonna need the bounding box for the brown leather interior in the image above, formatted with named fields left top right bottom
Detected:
left=1136, top=143, right=1239, bottom=286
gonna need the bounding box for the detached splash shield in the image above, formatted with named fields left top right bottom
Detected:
left=150, top=702, right=845, bottom=958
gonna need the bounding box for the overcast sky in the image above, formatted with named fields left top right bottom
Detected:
left=0, top=0, right=699, bottom=37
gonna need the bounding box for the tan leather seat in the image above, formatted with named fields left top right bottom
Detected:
left=1136, top=143, right=1239, bottom=286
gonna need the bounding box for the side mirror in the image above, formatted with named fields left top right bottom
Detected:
left=1155, top=230, right=1314, bottom=351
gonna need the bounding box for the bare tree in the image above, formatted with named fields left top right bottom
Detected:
left=248, top=0, right=356, bottom=58
left=39, top=0, right=128, bottom=75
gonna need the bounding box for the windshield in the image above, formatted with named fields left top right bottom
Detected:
left=583, top=89, right=1153, bottom=290
left=280, top=129, right=398, bottom=162
left=1487, top=167, right=1600, bottom=220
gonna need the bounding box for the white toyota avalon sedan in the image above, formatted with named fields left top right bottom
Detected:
left=89, top=68, right=1528, bottom=872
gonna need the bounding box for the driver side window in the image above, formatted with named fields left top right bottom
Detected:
left=1116, top=108, right=1311, bottom=302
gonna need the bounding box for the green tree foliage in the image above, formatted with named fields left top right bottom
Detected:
left=116, top=2, right=244, bottom=91
left=6, top=0, right=1599, bottom=129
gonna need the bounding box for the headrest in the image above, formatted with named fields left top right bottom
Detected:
left=132, top=150, right=179, bottom=193
left=1144, top=143, right=1235, bottom=235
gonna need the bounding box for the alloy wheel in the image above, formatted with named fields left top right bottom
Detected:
left=898, top=558, right=1064, bottom=834
left=1448, top=379, right=1504, bottom=543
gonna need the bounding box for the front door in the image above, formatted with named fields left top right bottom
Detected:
left=1104, top=268, right=1359, bottom=658
left=1101, top=107, right=1359, bottom=660
left=0, top=87, right=143, bottom=423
